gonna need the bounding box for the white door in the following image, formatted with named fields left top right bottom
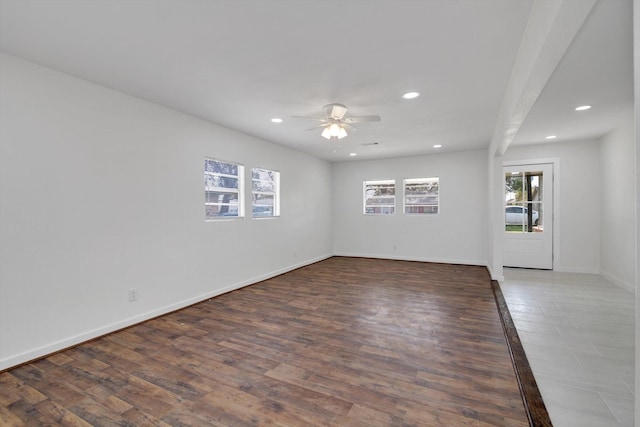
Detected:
left=503, top=163, right=553, bottom=269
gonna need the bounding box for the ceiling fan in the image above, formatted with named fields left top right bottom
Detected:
left=293, top=103, right=381, bottom=140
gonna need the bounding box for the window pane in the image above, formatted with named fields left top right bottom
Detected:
left=205, top=204, right=239, bottom=218
left=524, top=171, right=542, bottom=202
left=252, top=167, right=279, bottom=218
left=529, top=202, right=543, bottom=232
left=253, top=206, right=274, bottom=217
left=206, top=159, right=238, bottom=175
left=505, top=203, right=522, bottom=231
left=365, top=206, right=395, bottom=215
left=205, top=175, right=238, bottom=189
left=252, top=179, right=275, bottom=192
left=505, top=173, right=524, bottom=202
left=505, top=223, right=525, bottom=232
left=206, top=191, right=239, bottom=204
left=253, top=193, right=274, bottom=205
left=252, top=168, right=275, bottom=180
left=405, top=205, right=439, bottom=214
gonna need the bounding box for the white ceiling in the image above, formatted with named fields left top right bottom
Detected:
left=0, top=0, right=632, bottom=161
left=511, top=0, right=633, bottom=147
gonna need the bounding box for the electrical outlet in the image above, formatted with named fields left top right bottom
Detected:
left=128, top=288, right=138, bottom=302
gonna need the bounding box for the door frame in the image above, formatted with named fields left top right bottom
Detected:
left=502, top=157, right=560, bottom=270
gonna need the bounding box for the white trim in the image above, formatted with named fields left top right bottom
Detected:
left=553, top=266, right=599, bottom=274
left=0, top=253, right=332, bottom=371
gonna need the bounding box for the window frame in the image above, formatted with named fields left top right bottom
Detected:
left=363, top=179, right=396, bottom=215
left=204, top=157, right=244, bottom=220
left=251, top=167, right=280, bottom=219
left=403, top=177, right=439, bottom=215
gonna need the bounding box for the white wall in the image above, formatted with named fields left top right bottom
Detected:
left=599, top=109, right=636, bottom=291
left=0, top=54, right=333, bottom=370
left=503, top=139, right=601, bottom=273
left=487, top=153, right=505, bottom=280
left=332, top=150, right=488, bottom=265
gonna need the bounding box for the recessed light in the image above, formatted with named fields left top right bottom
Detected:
left=402, top=91, right=420, bottom=100
left=545, top=135, right=557, bottom=140
left=349, top=153, right=357, bottom=157
left=575, top=105, right=591, bottom=111
left=433, top=144, right=442, bottom=148
left=271, top=118, right=283, bottom=123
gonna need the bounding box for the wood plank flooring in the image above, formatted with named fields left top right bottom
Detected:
left=0, top=257, right=530, bottom=426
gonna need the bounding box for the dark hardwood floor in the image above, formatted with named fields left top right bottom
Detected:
left=1, top=257, right=530, bottom=426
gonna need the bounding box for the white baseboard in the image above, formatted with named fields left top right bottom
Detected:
left=553, top=266, right=600, bottom=274
left=486, top=264, right=505, bottom=282
left=600, top=270, right=635, bottom=293
left=0, top=253, right=332, bottom=371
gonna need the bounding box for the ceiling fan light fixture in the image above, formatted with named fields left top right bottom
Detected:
left=321, top=123, right=347, bottom=140
left=337, top=126, right=347, bottom=139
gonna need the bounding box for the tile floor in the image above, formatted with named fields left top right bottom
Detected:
left=500, top=268, right=635, bottom=427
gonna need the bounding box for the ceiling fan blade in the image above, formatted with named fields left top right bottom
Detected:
left=325, top=103, right=348, bottom=120
left=305, top=124, right=330, bottom=131
left=291, top=115, right=328, bottom=122
left=341, top=123, right=357, bottom=132
left=342, top=115, right=381, bottom=124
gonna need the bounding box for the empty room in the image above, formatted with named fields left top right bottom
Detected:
left=0, top=0, right=637, bottom=426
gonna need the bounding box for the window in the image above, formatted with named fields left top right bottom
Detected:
left=404, top=177, right=439, bottom=214
left=252, top=167, right=280, bottom=218
left=205, top=158, right=244, bottom=220
left=505, top=171, right=543, bottom=232
left=363, top=180, right=395, bottom=214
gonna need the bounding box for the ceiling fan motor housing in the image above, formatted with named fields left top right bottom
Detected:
left=324, top=103, right=348, bottom=120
